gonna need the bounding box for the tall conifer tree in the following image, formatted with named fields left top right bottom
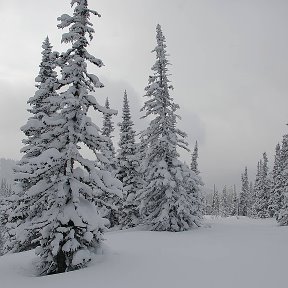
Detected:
left=99, top=97, right=121, bottom=228
left=230, top=185, right=238, bottom=216
left=191, top=141, right=199, bottom=175
left=252, top=153, right=270, bottom=218
left=4, top=37, right=60, bottom=253
left=101, top=97, right=116, bottom=173
left=190, top=141, right=205, bottom=215
left=6, top=0, right=122, bottom=274
left=117, top=91, right=142, bottom=228
left=137, top=24, right=202, bottom=231
left=239, top=167, right=249, bottom=216
left=220, top=186, right=229, bottom=217
left=247, top=181, right=254, bottom=217
left=277, top=135, right=288, bottom=225
left=269, top=143, right=283, bottom=218
left=211, top=187, right=220, bottom=217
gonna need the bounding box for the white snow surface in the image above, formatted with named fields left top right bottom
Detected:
left=0, top=216, right=287, bottom=288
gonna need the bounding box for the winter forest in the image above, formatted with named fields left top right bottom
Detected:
left=0, top=1, right=288, bottom=287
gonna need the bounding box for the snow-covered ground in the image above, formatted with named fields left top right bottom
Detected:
left=0, top=216, right=287, bottom=288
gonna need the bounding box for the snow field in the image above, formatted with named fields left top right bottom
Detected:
left=0, top=216, right=287, bottom=288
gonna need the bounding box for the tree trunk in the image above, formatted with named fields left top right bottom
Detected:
left=56, top=249, right=67, bottom=273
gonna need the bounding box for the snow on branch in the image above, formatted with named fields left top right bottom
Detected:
left=86, top=95, right=118, bottom=115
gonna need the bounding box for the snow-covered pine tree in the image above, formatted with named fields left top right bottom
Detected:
left=239, top=167, right=249, bottom=216
left=230, top=185, right=238, bottom=216
left=117, top=91, right=142, bottom=228
left=269, top=143, right=283, bottom=219
left=252, top=153, right=271, bottom=218
left=189, top=140, right=206, bottom=216
left=0, top=179, right=12, bottom=251
left=98, top=97, right=121, bottom=228
left=137, top=134, right=147, bottom=162
left=262, top=152, right=272, bottom=216
left=0, top=178, right=12, bottom=255
left=278, top=194, right=288, bottom=225
left=251, top=161, right=262, bottom=217
left=3, top=37, right=60, bottom=253
left=7, top=1, right=122, bottom=275
left=101, top=97, right=116, bottom=173
left=190, top=140, right=205, bottom=215
left=277, top=135, right=288, bottom=225
left=191, top=141, right=199, bottom=175
left=219, top=186, right=229, bottom=217
left=204, top=194, right=213, bottom=215
left=211, top=186, right=220, bottom=217
left=22, top=36, right=60, bottom=162
left=134, top=134, right=147, bottom=191
left=133, top=133, right=148, bottom=203
left=117, top=91, right=136, bottom=185
left=137, top=24, right=202, bottom=231
left=225, top=186, right=233, bottom=216
left=247, top=181, right=254, bottom=217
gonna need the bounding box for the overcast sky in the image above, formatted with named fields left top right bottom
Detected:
left=1, top=0, right=288, bottom=191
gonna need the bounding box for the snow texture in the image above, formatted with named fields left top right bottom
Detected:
left=0, top=217, right=287, bottom=288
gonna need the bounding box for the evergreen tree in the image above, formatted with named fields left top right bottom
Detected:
left=252, top=153, right=271, bottom=218
left=137, top=134, right=147, bottom=163
left=239, top=167, right=249, bottom=216
left=190, top=141, right=205, bottom=215
left=191, top=141, right=199, bottom=175
left=101, top=97, right=116, bottom=173
left=99, top=97, right=121, bottom=228
left=278, top=195, right=288, bottom=225
left=260, top=152, right=271, bottom=217
left=3, top=37, right=60, bottom=253
left=117, top=91, right=142, bottom=228
left=6, top=1, right=122, bottom=275
left=205, top=196, right=213, bottom=215
left=269, top=143, right=284, bottom=219
left=0, top=178, right=12, bottom=255
left=190, top=141, right=205, bottom=216
left=117, top=91, right=136, bottom=184
left=219, top=186, right=229, bottom=217
left=212, top=187, right=220, bottom=217
left=136, top=24, right=202, bottom=231
left=22, top=36, right=60, bottom=160
left=230, top=185, right=238, bottom=216
left=247, top=181, right=254, bottom=217
left=251, top=161, right=262, bottom=217
left=277, top=135, right=288, bottom=225
left=135, top=134, right=147, bottom=189
left=225, top=186, right=233, bottom=216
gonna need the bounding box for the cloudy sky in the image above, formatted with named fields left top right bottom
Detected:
left=1, top=0, right=288, bottom=190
